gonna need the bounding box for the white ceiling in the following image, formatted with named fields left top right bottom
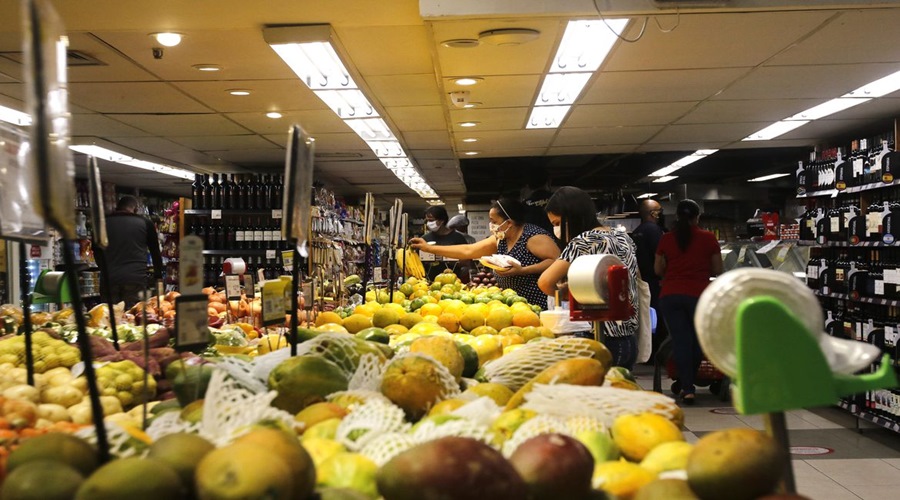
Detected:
left=0, top=1, right=899, bottom=206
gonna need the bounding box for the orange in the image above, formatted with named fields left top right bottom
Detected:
left=512, top=310, right=541, bottom=328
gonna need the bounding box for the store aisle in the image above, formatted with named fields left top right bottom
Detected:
left=633, top=369, right=900, bottom=500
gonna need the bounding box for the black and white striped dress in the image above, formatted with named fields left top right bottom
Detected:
left=559, top=228, right=640, bottom=338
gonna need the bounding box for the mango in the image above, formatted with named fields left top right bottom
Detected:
left=509, top=433, right=594, bottom=500
left=687, top=428, right=787, bottom=500
left=268, top=355, right=348, bottom=414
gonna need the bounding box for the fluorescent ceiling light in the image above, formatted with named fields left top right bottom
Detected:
left=785, top=97, right=869, bottom=121
left=464, top=151, right=479, bottom=156
left=748, top=173, right=790, bottom=182
left=845, top=68, right=900, bottom=98
left=743, top=120, right=808, bottom=141
left=228, top=89, right=251, bottom=96
left=70, top=145, right=194, bottom=180
left=648, top=149, right=718, bottom=177
left=462, top=138, right=478, bottom=143
left=535, top=73, right=592, bottom=106
left=526, top=105, right=571, bottom=129
left=266, top=24, right=438, bottom=200
left=0, top=104, right=32, bottom=126
left=266, top=112, right=282, bottom=119
left=636, top=193, right=657, bottom=199
left=315, top=89, right=378, bottom=119
left=459, top=121, right=480, bottom=128
left=426, top=199, right=445, bottom=205
left=192, top=64, right=221, bottom=72
left=552, top=19, right=628, bottom=73
left=152, top=32, right=183, bottom=47
left=653, top=176, right=679, bottom=183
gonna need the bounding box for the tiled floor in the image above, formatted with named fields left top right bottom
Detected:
left=634, top=367, right=900, bottom=500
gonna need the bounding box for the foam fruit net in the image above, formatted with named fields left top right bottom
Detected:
left=520, top=383, right=680, bottom=427
left=480, top=337, right=602, bottom=391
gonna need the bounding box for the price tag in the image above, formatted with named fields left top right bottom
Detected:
left=282, top=250, right=293, bottom=270
left=373, top=267, right=383, bottom=282
left=885, top=269, right=900, bottom=285
left=775, top=244, right=791, bottom=262
left=261, top=280, right=286, bottom=326
left=266, top=249, right=276, bottom=260
left=419, top=250, right=437, bottom=262
left=244, top=274, right=255, bottom=299
left=174, top=294, right=211, bottom=352
left=225, top=275, right=241, bottom=300
left=272, top=209, right=283, bottom=219
left=178, top=235, right=204, bottom=295
left=257, top=269, right=266, bottom=284
left=755, top=240, right=780, bottom=254
left=211, top=209, right=222, bottom=220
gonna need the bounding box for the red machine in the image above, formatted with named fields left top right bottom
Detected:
left=567, top=255, right=633, bottom=322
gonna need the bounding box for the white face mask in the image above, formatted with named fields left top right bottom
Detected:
left=426, top=221, right=440, bottom=232
left=553, top=225, right=562, bottom=239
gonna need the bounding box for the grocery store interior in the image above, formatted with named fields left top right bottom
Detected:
left=2, top=0, right=900, bottom=499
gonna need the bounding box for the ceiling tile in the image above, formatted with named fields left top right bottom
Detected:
left=386, top=105, right=446, bottom=131
left=70, top=82, right=212, bottom=113
left=604, top=11, right=835, bottom=72
left=449, top=107, right=528, bottom=131
left=676, top=99, right=819, bottom=125
left=452, top=129, right=555, bottom=149
left=553, top=126, right=660, bottom=147
left=227, top=109, right=347, bottom=135
left=635, top=142, right=730, bottom=153
left=170, top=134, right=277, bottom=151
left=72, top=113, right=152, bottom=137
left=648, top=123, right=758, bottom=144
left=547, top=145, right=639, bottom=156
left=566, top=102, right=698, bottom=128
left=105, top=136, right=197, bottom=155
left=172, top=80, right=324, bottom=113
left=714, top=63, right=899, bottom=101
left=582, top=68, right=748, bottom=104
left=402, top=130, right=452, bottom=149
left=206, top=148, right=285, bottom=165
left=66, top=33, right=157, bottom=82
left=443, top=74, right=541, bottom=109
left=366, top=74, right=442, bottom=107
left=476, top=147, right=547, bottom=158
left=338, top=25, right=434, bottom=76
left=114, top=113, right=249, bottom=136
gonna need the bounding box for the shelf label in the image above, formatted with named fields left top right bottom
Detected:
left=272, top=209, right=283, bottom=219
left=266, top=249, right=276, bottom=260
left=261, top=280, right=286, bottom=326
left=282, top=250, right=293, bottom=270
left=174, top=294, right=211, bottom=352
left=373, top=267, right=383, bottom=282
left=224, top=275, right=241, bottom=300
left=211, top=209, right=222, bottom=220
left=244, top=274, right=255, bottom=299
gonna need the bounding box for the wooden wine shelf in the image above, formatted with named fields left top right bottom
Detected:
left=797, top=179, right=898, bottom=198
left=813, top=290, right=900, bottom=308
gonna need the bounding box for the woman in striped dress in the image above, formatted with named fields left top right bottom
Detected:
left=538, top=186, right=641, bottom=369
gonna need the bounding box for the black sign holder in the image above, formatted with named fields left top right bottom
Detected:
left=174, top=294, right=212, bottom=352
left=282, top=125, right=314, bottom=356
left=86, top=157, right=119, bottom=350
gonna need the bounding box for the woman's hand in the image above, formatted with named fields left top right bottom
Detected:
left=408, top=237, right=427, bottom=250
left=495, top=261, right=523, bottom=277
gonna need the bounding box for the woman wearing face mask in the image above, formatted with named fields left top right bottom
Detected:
left=419, top=205, right=472, bottom=282
left=409, top=197, right=559, bottom=309
left=537, top=186, right=641, bottom=370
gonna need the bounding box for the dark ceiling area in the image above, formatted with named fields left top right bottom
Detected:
left=459, top=146, right=810, bottom=204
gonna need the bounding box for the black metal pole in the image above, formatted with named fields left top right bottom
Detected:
left=290, top=245, right=300, bottom=357
left=62, top=238, right=110, bottom=463
left=18, top=242, right=34, bottom=386
left=388, top=247, right=395, bottom=303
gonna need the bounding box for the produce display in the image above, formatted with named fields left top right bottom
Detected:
left=0, top=269, right=798, bottom=499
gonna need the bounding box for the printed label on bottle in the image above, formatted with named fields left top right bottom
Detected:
left=236, top=230, right=245, bottom=242
left=254, top=230, right=264, bottom=241
left=875, top=280, right=885, bottom=296
left=885, top=268, right=900, bottom=285
left=853, top=158, right=864, bottom=176
left=830, top=217, right=840, bottom=233
left=211, top=209, right=222, bottom=220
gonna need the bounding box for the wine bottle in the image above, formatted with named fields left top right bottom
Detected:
left=192, top=174, right=203, bottom=208
left=253, top=217, right=264, bottom=249
left=255, top=175, right=267, bottom=210
left=272, top=175, right=283, bottom=209
left=227, top=174, right=239, bottom=210
left=209, top=174, right=220, bottom=209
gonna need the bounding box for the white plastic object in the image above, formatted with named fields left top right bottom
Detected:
left=567, top=253, right=624, bottom=304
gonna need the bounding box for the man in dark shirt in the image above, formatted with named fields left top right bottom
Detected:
left=631, top=199, right=664, bottom=308
left=422, top=206, right=470, bottom=282
left=447, top=214, right=476, bottom=244
left=100, top=195, right=163, bottom=308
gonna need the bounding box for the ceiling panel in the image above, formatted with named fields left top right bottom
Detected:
left=206, top=148, right=286, bottom=165
left=582, top=68, right=749, bottom=105
left=476, top=147, right=547, bottom=158
left=605, top=11, right=835, bottom=72
left=566, top=102, right=698, bottom=128
left=449, top=107, right=528, bottom=131
left=402, top=130, right=452, bottom=150
left=648, top=123, right=762, bottom=144
left=172, top=80, right=323, bottom=113
left=553, top=126, right=661, bottom=147
left=385, top=105, right=445, bottom=131
left=72, top=113, right=152, bottom=137
left=675, top=99, right=820, bottom=125
left=442, top=75, right=541, bottom=109
left=365, top=74, right=442, bottom=107
left=65, top=33, right=158, bottom=82
left=169, top=134, right=277, bottom=151
left=114, top=113, right=249, bottom=136
left=263, top=132, right=367, bottom=152
left=635, top=142, right=731, bottom=153
left=227, top=110, right=347, bottom=135
left=105, top=136, right=198, bottom=155
left=69, top=82, right=211, bottom=113
left=714, top=63, right=900, bottom=101
left=338, top=25, right=434, bottom=76
left=452, top=129, right=555, bottom=149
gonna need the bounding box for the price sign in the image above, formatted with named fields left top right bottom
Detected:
left=224, top=275, right=241, bottom=300
left=282, top=250, right=293, bottom=270
left=272, top=209, right=283, bottom=219
left=174, top=294, right=211, bottom=352
left=261, top=280, right=286, bottom=326
left=179, top=235, right=204, bottom=295
left=257, top=268, right=266, bottom=284
left=211, top=209, right=222, bottom=220
left=373, top=267, right=383, bottom=282
left=244, top=274, right=255, bottom=299
left=266, top=249, right=276, bottom=260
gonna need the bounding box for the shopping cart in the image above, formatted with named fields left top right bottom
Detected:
left=653, top=336, right=730, bottom=401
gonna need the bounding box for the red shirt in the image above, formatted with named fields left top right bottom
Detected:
left=656, top=226, right=721, bottom=298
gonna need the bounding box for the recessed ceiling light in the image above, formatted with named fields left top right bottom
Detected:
left=463, top=102, right=482, bottom=109
left=441, top=39, right=480, bottom=49
left=192, top=64, right=221, bottom=72
left=151, top=32, right=183, bottom=47
left=459, top=121, right=480, bottom=128
left=227, top=89, right=251, bottom=96
left=454, top=77, right=483, bottom=86
left=478, top=28, right=541, bottom=46
left=266, top=112, right=283, bottom=119
left=464, top=151, right=479, bottom=156
left=462, top=138, right=478, bottom=143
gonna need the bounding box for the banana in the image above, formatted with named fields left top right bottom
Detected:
left=396, top=248, right=425, bottom=279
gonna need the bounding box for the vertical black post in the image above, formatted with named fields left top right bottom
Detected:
left=18, top=242, right=35, bottom=387
left=62, top=238, right=109, bottom=463
left=290, top=246, right=300, bottom=356
left=361, top=244, right=372, bottom=292
left=388, top=248, right=395, bottom=303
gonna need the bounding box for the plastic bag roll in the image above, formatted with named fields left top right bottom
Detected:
left=567, top=254, right=624, bottom=305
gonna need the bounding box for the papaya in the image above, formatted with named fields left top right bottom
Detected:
left=505, top=358, right=607, bottom=410
left=381, top=355, right=452, bottom=421
left=268, top=356, right=349, bottom=414
left=409, top=336, right=465, bottom=382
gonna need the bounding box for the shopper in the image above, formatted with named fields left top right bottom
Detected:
left=654, top=199, right=723, bottom=405
left=447, top=214, right=476, bottom=244
left=631, top=199, right=667, bottom=362
left=538, top=186, right=641, bottom=369
left=410, top=197, right=559, bottom=309
left=100, top=195, right=163, bottom=309
left=419, top=205, right=471, bottom=282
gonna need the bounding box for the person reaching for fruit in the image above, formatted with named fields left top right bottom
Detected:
left=410, top=197, right=559, bottom=310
